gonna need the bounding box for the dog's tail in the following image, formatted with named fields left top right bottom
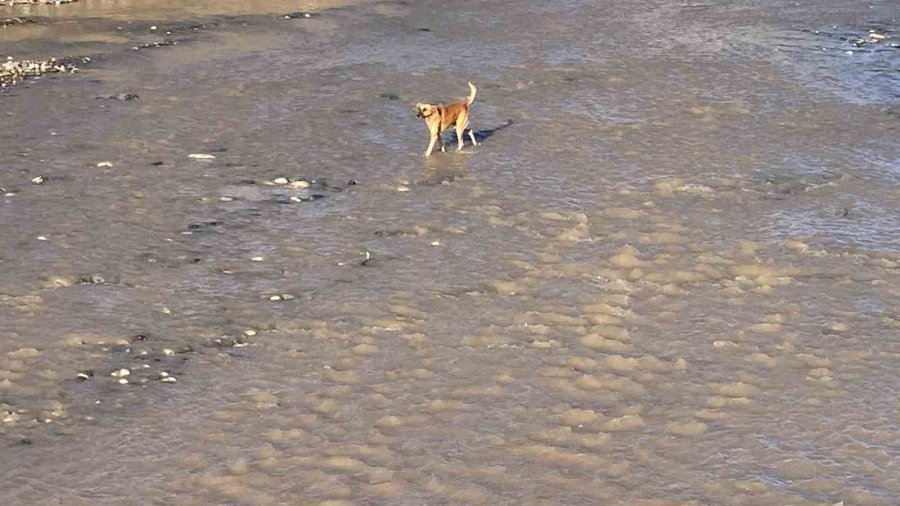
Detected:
left=466, top=81, right=477, bottom=105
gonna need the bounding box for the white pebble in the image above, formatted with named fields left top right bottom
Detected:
left=289, top=180, right=310, bottom=188
left=117, top=378, right=129, bottom=385
left=269, top=295, right=283, bottom=301
left=162, top=348, right=175, bottom=356
left=188, top=153, right=216, bottom=160
left=37, top=236, right=48, bottom=241
left=150, top=25, right=157, bottom=30
left=243, top=329, right=257, bottom=336
left=96, top=161, right=113, bottom=168
left=251, top=256, right=264, bottom=262
left=430, top=241, right=441, bottom=246
left=31, top=176, right=45, bottom=184
left=397, top=186, right=410, bottom=192
left=159, top=371, right=170, bottom=377
left=110, top=368, right=130, bottom=378
left=281, top=293, right=295, bottom=300
left=273, top=177, right=289, bottom=185
left=161, top=376, right=177, bottom=383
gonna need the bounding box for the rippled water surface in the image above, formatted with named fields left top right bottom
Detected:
left=2, top=0, right=900, bottom=504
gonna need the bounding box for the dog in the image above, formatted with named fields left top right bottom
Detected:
left=415, top=82, right=478, bottom=158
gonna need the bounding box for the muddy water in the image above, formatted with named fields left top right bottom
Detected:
left=2, top=0, right=900, bottom=504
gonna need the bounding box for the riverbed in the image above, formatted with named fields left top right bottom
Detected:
left=1, top=0, right=899, bottom=504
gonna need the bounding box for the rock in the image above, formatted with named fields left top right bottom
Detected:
left=161, top=376, right=177, bottom=383
left=269, top=295, right=283, bottom=301
left=289, top=180, right=310, bottom=188
left=188, top=153, right=216, bottom=160
left=273, top=177, right=289, bottom=185
left=110, top=368, right=130, bottom=378
left=76, top=372, right=92, bottom=380
left=30, top=175, right=45, bottom=184
left=162, top=348, right=174, bottom=356
left=96, top=162, right=113, bottom=167
left=79, top=274, right=105, bottom=284
left=37, top=236, right=48, bottom=241
left=117, top=378, right=129, bottom=385
left=250, top=256, right=264, bottom=262
left=281, top=293, right=295, bottom=300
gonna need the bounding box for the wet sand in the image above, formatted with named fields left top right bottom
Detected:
left=2, top=0, right=900, bottom=504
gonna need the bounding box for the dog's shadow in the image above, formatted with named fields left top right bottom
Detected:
left=442, top=119, right=514, bottom=148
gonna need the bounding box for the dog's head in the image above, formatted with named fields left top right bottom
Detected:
left=415, top=103, right=435, bottom=119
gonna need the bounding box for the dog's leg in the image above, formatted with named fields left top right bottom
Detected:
left=468, top=129, right=478, bottom=147
left=424, top=133, right=438, bottom=158
left=455, top=125, right=466, bottom=152
left=438, top=131, right=446, bottom=152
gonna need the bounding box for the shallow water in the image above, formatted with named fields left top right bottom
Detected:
left=2, top=0, right=900, bottom=504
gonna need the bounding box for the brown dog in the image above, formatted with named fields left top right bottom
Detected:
left=415, top=82, right=478, bottom=158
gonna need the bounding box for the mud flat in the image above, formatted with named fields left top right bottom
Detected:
left=2, top=0, right=899, bottom=504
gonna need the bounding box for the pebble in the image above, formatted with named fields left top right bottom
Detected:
left=281, top=293, right=295, bottom=300
left=397, top=185, right=410, bottom=192
left=251, top=256, right=264, bottom=262
left=269, top=295, right=283, bottom=301
left=273, top=177, right=289, bottom=185
left=37, top=236, right=48, bottom=241
left=76, top=372, right=91, bottom=380
left=96, top=161, right=113, bottom=168
left=431, top=241, right=441, bottom=246
left=117, top=378, right=129, bottom=385
left=289, top=180, right=310, bottom=188
left=162, top=348, right=175, bottom=356
left=188, top=153, right=216, bottom=160
left=30, top=175, right=45, bottom=184
left=243, top=329, right=257, bottom=337
left=161, top=376, right=177, bottom=383
left=110, top=368, right=130, bottom=378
